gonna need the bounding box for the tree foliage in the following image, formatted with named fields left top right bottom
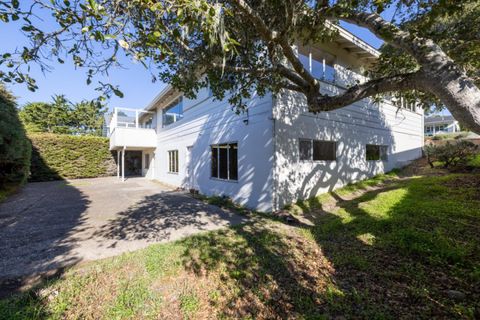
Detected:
left=0, top=83, right=31, bottom=188
left=19, top=95, right=106, bottom=135
left=424, top=140, right=479, bottom=169
left=1, top=0, right=479, bottom=132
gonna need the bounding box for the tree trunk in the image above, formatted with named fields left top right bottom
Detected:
left=424, top=62, right=480, bottom=134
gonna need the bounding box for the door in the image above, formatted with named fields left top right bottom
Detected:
left=185, top=146, right=193, bottom=189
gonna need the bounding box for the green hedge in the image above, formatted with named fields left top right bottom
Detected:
left=29, top=133, right=116, bottom=181
left=0, top=85, right=31, bottom=189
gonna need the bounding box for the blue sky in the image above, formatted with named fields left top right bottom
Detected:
left=0, top=7, right=391, bottom=111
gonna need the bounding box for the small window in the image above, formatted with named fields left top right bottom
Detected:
left=163, top=97, right=183, bottom=127
left=211, top=143, right=238, bottom=181
left=299, top=139, right=313, bottom=161
left=299, top=139, right=336, bottom=161
left=145, top=153, right=150, bottom=169
left=313, top=141, right=336, bottom=161
left=168, top=150, right=178, bottom=173
left=366, top=145, right=388, bottom=161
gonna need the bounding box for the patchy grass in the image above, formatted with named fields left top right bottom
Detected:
left=1, top=164, right=479, bottom=319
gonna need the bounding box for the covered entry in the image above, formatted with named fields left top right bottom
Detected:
left=115, top=148, right=155, bottom=181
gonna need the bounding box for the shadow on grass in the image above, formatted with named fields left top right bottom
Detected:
left=181, top=174, right=480, bottom=318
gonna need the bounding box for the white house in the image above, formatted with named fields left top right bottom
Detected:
left=108, top=26, right=424, bottom=212
left=424, top=115, right=460, bottom=136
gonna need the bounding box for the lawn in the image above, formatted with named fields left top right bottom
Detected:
left=1, top=163, right=479, bottom=319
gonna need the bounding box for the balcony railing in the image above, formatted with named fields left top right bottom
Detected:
left=108, top=107, right=157, bottom=150
left=109, top=107, right=155, bottom=134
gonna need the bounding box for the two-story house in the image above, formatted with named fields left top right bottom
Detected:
left=108, top=25, right=424, bottom=212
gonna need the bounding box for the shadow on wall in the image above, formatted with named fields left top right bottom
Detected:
left=177, top=93, right=275, bottom=212
left=174, top=86, right=422, bottom=211
left=273, top=88, right=421, bottom=208
left=0, top=178, right=90, bottom=298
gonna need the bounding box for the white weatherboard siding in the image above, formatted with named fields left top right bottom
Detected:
left=109, top=28, right=425, bottom=212
left=153, top=89, right=275, bottom=212
left=272, top=87, right=423, bottom=210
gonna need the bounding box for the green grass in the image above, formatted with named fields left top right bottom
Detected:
left=468, top=153, right=480, bottom=167
left=1, top=166, right=479, bottom=319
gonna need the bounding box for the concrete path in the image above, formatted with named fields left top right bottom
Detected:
left=0, top=177, right=246, bottom=290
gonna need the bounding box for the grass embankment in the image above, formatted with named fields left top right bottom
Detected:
left=1, top=163, right=479, bottom=319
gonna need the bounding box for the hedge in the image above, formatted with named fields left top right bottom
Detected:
left=29, top=133, right=116, bottom=181
left=0, top=85, right=31, bottom=189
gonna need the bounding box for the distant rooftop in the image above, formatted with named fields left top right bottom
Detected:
left=424, top=115, right=456, bottom=124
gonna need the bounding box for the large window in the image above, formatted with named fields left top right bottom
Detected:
left=299, top=139, right=337, bottom=161
left=163, top=97, right=183, bottom=127
left=168, top=150, right=179, bottom=173
left=366, top=144, right=388, bottom=161
left=211, top=143, right=238, bottom=181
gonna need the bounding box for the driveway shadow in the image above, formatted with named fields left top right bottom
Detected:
left=94, top=191, right=247, bottom=243
left=0, top=181, right=90, bottom=297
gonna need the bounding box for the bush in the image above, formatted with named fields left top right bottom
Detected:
left=0, top=85, right=31, bottom=189
left=424, top=140, right=479, bottom=169
left=29, top=133, right=116, bottom=181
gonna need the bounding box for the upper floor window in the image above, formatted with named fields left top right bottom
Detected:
left=163, top=97, right=183, bottom=127
left=299, top=139, right=337, bottom=161
left=298, top=46, right=336, bottom=83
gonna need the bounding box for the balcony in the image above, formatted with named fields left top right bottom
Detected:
left=109, top=107, right=157, bottom=150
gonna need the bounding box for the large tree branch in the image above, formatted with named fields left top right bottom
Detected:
left=229, top=0, right=318, bottom=91
left=331, top=11, right=448, bottom=67
left=309, top=71, right=425, bottom=113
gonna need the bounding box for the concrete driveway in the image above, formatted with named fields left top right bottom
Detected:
left=0, top=177, right=246, bottom=292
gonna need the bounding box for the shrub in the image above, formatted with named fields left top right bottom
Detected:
left=424, top=140, right=479, bottom=169
left=29, top=133, right=116, bottom=181
left=0, top=84, right=31, bottom=189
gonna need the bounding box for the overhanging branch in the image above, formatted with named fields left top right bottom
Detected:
left=309, top=71, right=424, bottom=113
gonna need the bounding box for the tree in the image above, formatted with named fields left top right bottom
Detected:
left=71, top=100, right=106, bottom=135
left=20, top=95, right=73, bottom=134
left=19, top=96, right=106, bottom=135
left=0, top=83, right=31, bottom=188
left=1, top=0, right=479, bottom=133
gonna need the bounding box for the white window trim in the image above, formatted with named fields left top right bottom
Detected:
left=211, top=142, right=238, bottom=182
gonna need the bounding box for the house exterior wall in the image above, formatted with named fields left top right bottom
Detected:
left=152, top=88, right=275, bottom=212
left=272, top=81, right=424, bottom=210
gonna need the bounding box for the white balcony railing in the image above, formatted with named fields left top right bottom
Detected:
left=109, top=107, right=157, bottom=150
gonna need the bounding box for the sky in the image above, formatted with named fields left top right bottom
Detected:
left=0, top=5, right=394, bottom=112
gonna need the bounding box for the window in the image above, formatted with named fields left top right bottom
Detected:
left=298, top=46, right=336, bottom=83
left=168, top=150, right=178, bottom=173
left=163, top=97, right=183, bottom=127
left=299, top=139, right=313, bottom=161
left=299, top=139, right=337, bottom=161
left=144, top=153, right=150, bottom=169
left=366, top=144, right=388, bottom=161
left=211, top=143, right=238, bottom=181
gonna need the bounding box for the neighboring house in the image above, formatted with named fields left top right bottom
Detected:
left=109, top=25, right=424, bottom=212
left=424, top=115, right=460, bottom=136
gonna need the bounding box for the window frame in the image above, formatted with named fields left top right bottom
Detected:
left=299, top=138, right=337, bottom=162
left=210, top=142, right=238, bottom=182
left=168, top=150, right=179, bottom=173
left=365, top=144, right=388, bottom=161
left=162, top=97, right=184, bottom=128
